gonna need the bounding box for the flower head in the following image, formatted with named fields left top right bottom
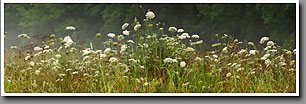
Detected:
left=180, top=61, right=186, bottom=67
left=145, top=11, right=155, bottom=19
left=108, top=33, right=116, bottom=38
left=66, top=26, right=75, bottom=30
left=178, top=29, right=184, bottom=33
left=123, top=30, right=130, bottom=36
left=168, top=27, right=177, bottom=32
left=63, top=36, right=73, bottom=48
left=109, top=57, right=118, bottom=63
left=192, top=34, right=199, bottom=39
left=134, top=24, right=141, bottom=31
left=260, top=37, right=269, bottom=44
left=122, top=23, right=129, bottom=30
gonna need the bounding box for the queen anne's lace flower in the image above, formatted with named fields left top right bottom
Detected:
left=108, top=33, right=116, bottom=38
left=260, top=37, right=269, bottom=44
left=145, top=11, right=155, bottom=19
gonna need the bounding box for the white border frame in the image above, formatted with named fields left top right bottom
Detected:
left=1, top=0, right=299, bottom=96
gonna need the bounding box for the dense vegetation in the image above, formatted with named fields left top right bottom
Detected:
left=4, top=7, right=296, bottom=93
left=4, top=3, right=296, bottom=50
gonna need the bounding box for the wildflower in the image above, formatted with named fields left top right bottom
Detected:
left=168, top=27, right=177, bottom=32
left=145, top=11, right=155, bottom=19
left=34, top=46, right=43, bottom=52
left=178, top=29, right=184, bottom=33
left=195, top=57, right=202, bottom=61
left=134, top=24, right=141, bottom=31
left=221, top=34, right=228, bottom=39
left=293, top=49, right=296, bottom=54
left=66, top=26, right=76, bottom=30
left=212, top=55, right=218, bottom=58
left=192, top=34, right=199, bottom=39
left=289, top=68, right=295, bottom=71
left=268, top=49, right=277, bottom=53
left=279, top=62, right=287, bottom=66
left=182, top=82, right=189, bottom=86
left=108, top=33, right=116, bottom=38
left=83, top=73, right=89, bottom=76
left=55, top=54, right=61, bottom=58
left=83, top=56, right=90, bottom=61
left=180, top=61, right=186, bottom=67
left=143, top=43, right=149, bottom=48
left=222, top=47, right=228, bottom=53
left=109, top=57, right=118, bottom=63
left=249, top=50, right=257, bottom=55
left=10, top=46, right=17, bottom=49
left=35, top=70, right=40, bottom=75
left=44, top=45, right=50, bottom=49
left=63, top=36, right=73, bottom=48
left=265, top=59, right=271, bottom=66
left=72, top=71, right=78, bottom=75
left=122, top=23, right=129, bottom=30
left=56, top=74, right=65, bottom=77
left=29, top=61, right=35, bottom=66
left=163, top=58, right=178, bottom=64
left=25, top=55, right=31, bottom=61
left=120, top=45, right=127, bottom=53
left=127, top=40, right=135, bottom=44
left=185, top=47, right=195, bottom=52
left=104, top=48, right=112, bottom=54
left=136, top=78, right=141, bottom=83
left=226, top=73, right=231, bottom=77
left=117, top=35, right=125, bottom=41
left=238, top=49, right=247, bottom=55
left=66, top=69, right=72, bottom=72
left=180, top=33, right=190, bottom=39
left=144, top=82, right=149, bottom=86
left=260, top=37, right=269, bottom=44
left=211, top=43, right=221, bottom=47
left=248, top=42, right=255, bottom=46
left=251, top=71, right=256, bottom=75
left=261, top=54, right=270, bottom=60
left=18, top=34, right=30, bottom=39
left=122, top=30, right=130, bottom=36
left=237, top=68, right=244, bottom=72
left=267, top=41, right=274, bottom=47
left=193, top=40, right=203, bottom=45
left=140, top=66, right=145, bottom=69
left=100, top=54, right=107, bottom=58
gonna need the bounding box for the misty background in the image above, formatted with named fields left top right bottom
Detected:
left=4, top=3, right=296, bottom=50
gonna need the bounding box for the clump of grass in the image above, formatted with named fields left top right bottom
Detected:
left=4, top=10, right=296, bottom=93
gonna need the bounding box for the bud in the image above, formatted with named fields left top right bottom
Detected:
left=60, top=41, right=65, bottom=45
left=113, top=42, right=118, bottom=46
left=96, top=33, right=101, bottom=38
left=139, top=36, right=144, bottom=41
left=73, top=42, right=77, bottom=47
left=234, top=39, right=238, bottom=43
left=118, top=43, right=122, bottom=47
left=50, top=34, right=55, bottom=38
left=26, top=50, right=30, bottom=54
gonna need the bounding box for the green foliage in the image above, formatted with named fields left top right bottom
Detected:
left=4, top=3, right=296, bottom=49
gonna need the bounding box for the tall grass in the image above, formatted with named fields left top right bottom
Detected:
left=4, top=10, right=296, bottom=93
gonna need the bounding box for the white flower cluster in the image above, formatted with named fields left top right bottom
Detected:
left=66, top=26, right=76, bottom=30
left=18, top=34, right=30, bottom=39
left=163, top=58, right=178, bottom=64
left=63, top=36, right=74, bottom=48
left=145, top=11, right=155, bottom=19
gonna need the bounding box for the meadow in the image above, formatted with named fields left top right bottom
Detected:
left=4, top=10, right=296, bottom=93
